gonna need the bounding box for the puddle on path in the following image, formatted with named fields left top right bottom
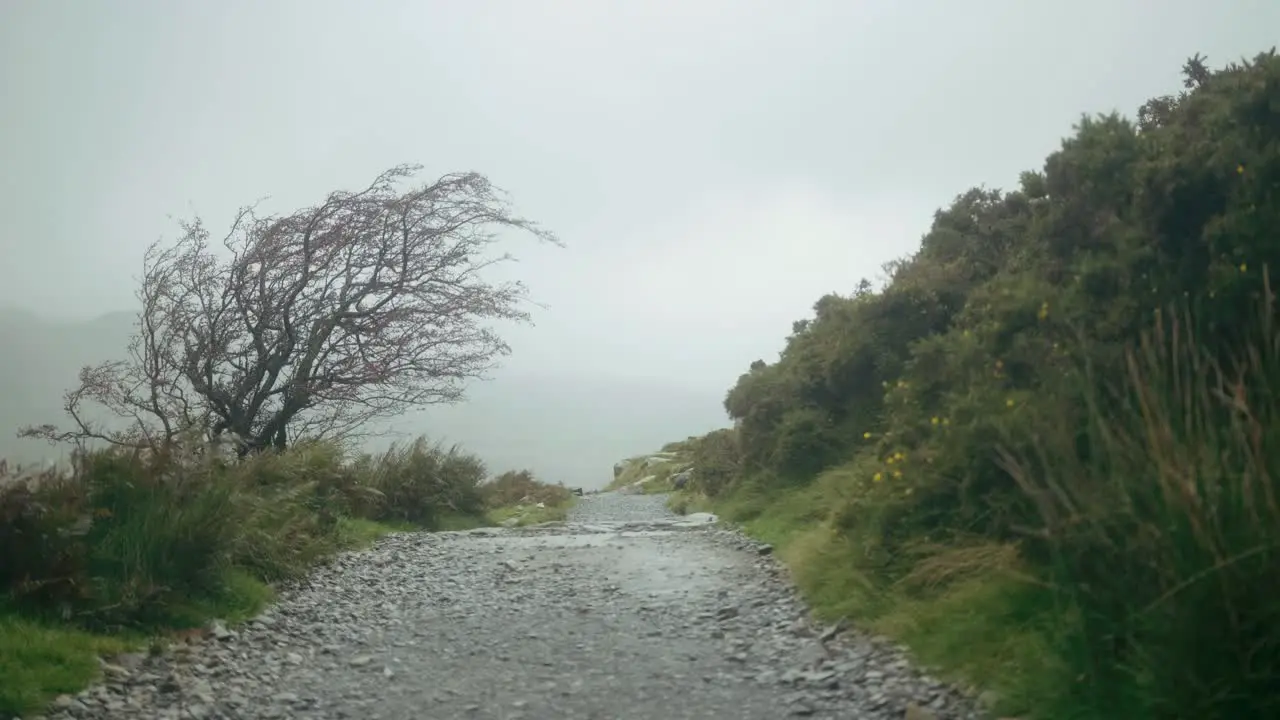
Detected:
left=455, top=515, right=749, bottom=603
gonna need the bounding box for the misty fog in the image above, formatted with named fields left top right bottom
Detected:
left=2, top=0, right=1275, bottom=488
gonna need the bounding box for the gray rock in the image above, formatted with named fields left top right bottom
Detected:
left=207, top=620, right=234, bottom=641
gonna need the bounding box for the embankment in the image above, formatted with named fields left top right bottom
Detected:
left=632, top=51, right=1280, bottom=720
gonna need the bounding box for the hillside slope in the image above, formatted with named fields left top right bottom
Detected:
left=643, top=52, right=1280, bottom=720
left=0, top=309, right=134, bottom=462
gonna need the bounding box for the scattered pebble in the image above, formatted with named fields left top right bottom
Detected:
left=29, top=493, right=984, bottom=720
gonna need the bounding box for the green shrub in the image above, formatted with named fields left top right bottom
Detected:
left=0, top=466, right=91, bottom=612
left=0, top=432, right=497, bottom=715
left=221, top=446, right=349, bottom=582
left=0, top=446, right=340, bottom=629
left=652, top=50, right=1280, bottom=719
left=0, top=433, right=495, bottom=629
left=483, top=469, right=571, bottom=509
left=1001, top=299, right=1280, bottom=719
left=354, top=438, right=487, bottom=527
left=688, top=428, right=741, bottom=497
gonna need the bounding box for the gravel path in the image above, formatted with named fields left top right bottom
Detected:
left=39, top=494, right=982, bottom=720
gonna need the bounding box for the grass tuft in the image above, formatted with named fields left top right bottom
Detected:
left=0, top=433, right=519, bottom=716
left=0, top=613, right=136, bottom=715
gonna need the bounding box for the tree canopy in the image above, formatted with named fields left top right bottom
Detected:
left=27, top=165, right=558, bottom=453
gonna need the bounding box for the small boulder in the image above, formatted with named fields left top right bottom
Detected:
left=671, top=512, right=717, bottom=527
left=904, top=704, right=938, bottom=720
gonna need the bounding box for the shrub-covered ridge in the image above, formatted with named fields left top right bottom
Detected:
left=654, top=51, right=1280, bottom=720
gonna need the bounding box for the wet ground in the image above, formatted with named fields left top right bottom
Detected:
left=40, top=493, right=980, bottom=720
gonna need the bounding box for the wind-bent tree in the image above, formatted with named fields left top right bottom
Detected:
left=25, top=165, right=559, bottom=453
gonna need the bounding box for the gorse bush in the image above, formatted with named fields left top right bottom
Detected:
left=0, top=447, right=337, bottom=629
left=687, top=429, right=740, bottom=497
left=483, top=469, right=571, bottom=509
left=666, top=50, right=1280, bottom=719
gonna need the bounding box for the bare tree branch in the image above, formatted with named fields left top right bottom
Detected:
left=25, top=165, right=559, bottom=454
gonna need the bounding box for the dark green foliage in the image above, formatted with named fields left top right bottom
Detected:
left=0, top=433, right=536, bottom=714
left=0, top=435, right=501, bottom=630
left=352, top=438, right=488, bottom=528
left=0, top=447, right=333, bottom=629
left=686, top=50, right=1280, bottom=719
left=482, top=468, right=572, bottom=509
left=687, top=429, right=740, bottom=496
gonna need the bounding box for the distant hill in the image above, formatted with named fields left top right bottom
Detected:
left=0, top=308, right=136, bottom=463
left=388, top=373, right=729, bottom=489
left=0, top=309, right=728, bottom=487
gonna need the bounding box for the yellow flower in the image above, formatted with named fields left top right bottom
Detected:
left=873, top=472, right=883, bottom=482
left=930, top=416, right=939, bottom=425
left=1006, top=398, right=1015, bottom=407
left=1240, top=263, right=1248, bottom=273
left=1238, top=164, right=1245, bottom=174
left=893, top=469, right=903, bottom=479
left=894, top=452, right=905, bottom=461
left=863, top=431, right=872, bottom=439
left=1037, top=301, right=1049, bottom=321
left=886, top=456, right=896, bottom=465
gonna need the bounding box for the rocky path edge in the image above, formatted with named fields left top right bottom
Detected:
left=18, top=493, right=998, bottom=720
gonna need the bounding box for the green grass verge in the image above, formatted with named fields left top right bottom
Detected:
left=0, top=517, right=423, bottom=718
left=670, top=482, right=1061, bottom=718
left=0, top=612, right=137, bottom=716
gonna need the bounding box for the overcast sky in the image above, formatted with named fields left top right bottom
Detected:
left=2, top=0, right=1275, bottom=393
